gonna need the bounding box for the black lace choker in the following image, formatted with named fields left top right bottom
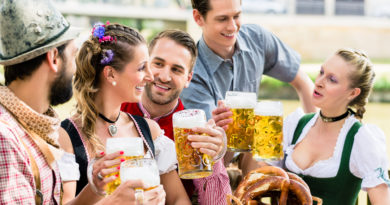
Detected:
left=319, top=109, right=350, bottom=123
left=99, top=112, right=120, bottom=136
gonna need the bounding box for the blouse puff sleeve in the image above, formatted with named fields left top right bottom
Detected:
left=152, top=131, right=178, bottom=175
left=57, top=152, right=80, bottom=182
left=350, top=124, right=390, bottom=191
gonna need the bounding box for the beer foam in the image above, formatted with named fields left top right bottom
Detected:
left=120, top=166, right=160, bottom=188
left=106, top=137, right=144, bottom=156
left=254, top=101, right=283, bottom=116
left=173, top=109, right=206, bottom=128
left=225, top=91, right=257, bottom=108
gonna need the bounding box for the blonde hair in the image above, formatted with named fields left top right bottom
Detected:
left=336, top=48, right=375, bottom=120
left=73, top=23, right=145, bottom=153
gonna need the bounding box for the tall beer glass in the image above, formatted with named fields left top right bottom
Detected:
left=252, top=101, right=284, bottom=162
left=120, top=158, right=160, bottom=191
left=173, top=109, right=213, bottom=179
left=105, top=137, right=144, bottom=195
left=225, top=91, right=257, bottom=152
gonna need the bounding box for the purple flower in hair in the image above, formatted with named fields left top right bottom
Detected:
left=101, top=49, right=114, bottom=65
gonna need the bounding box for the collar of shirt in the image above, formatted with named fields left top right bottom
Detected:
left=198, top=35, right=250, bottom=75
left=137, top=100, right=180, bottom=121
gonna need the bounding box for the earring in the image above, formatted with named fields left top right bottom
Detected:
left=112, top=81, right=117, bottom=86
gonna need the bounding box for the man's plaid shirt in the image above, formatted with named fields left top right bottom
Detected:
left=0, top=105, right=61, bottom=204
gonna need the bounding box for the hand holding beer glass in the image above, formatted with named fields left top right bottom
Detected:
left=104, top=137, right=144, bottom=195
left=173, top=109, right=213, bottom=179
left=120, top=158, right=162, bottom=204
left=253, top=101, right=284, bottom=162
left=225, top=91, right=257, bottom=152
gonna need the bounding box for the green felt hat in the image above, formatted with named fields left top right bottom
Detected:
left=0, top=0, right=80, bottom=66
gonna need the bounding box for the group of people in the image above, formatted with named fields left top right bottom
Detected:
left=0, top=0, right=389, bottom=205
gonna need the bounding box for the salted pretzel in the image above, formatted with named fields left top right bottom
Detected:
left=227, top=166, right=323, bottom=205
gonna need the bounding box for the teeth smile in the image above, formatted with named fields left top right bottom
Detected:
left=223, top=33, right=234, bottom=37
left=136, top=86, right=144, bottom=90
left=155, top=84, right=169, bottom=90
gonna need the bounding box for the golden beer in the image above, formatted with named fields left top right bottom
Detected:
left=225, top=91, right=257, bottom=152
left=226, top=108, right=255, bottom=152
left=120, top=158, right=160, bottom=191
left=252, top=101, right=284, bottom=162
left=173, top=109, right=213, bottom=179
left=104, top=137, right=144, bottom=195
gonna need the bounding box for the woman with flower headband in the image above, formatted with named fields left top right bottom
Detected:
left=59, top=22, right=191, bottom=204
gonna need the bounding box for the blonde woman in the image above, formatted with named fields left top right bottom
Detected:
left=59, top=23, right=190, bottom=204
left=215, top=48, right=390, bottom=204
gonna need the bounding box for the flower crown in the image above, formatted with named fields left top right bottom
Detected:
left=92, top=21, right=116, bottom=65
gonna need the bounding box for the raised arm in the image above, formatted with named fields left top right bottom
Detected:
left=289, top=69, right=316, bottom=113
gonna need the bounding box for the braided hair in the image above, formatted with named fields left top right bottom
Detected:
left=337, top=48, right=375, bottom=120
left=73, top=23, right=145, bottom=153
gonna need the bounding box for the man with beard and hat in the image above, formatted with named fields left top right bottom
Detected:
left=0, top=0, right=153, bottom=204
left=121, top=30, right=231, bottom=205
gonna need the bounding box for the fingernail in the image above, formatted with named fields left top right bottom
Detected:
left=119, top=151, right=124, bottom=155
left=120, top=158, right=125, bottom=162
left=117, top=166, right=120, bottom=170
left=100, top=151, right=105, bottom=156
left=115, top=174, right=119, bottom=178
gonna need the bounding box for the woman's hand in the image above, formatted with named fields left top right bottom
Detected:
left=212, top=100, right=233, bottom=131
left=91, top=151, right=125, bottom=193
left=98, top=180, right=166, bottom=205
left=189, top=119, right=227, bottom=160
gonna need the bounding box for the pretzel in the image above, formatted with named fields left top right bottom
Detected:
left=287, top=172, right=310, bottom=192
left=227, top=166, right=322, bottom=205
left=235, top=166, right=289, bottom=200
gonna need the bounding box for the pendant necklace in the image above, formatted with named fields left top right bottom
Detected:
left=98, top=112, right=121, bottom=136
left=319, top=109, right=351, bottom=123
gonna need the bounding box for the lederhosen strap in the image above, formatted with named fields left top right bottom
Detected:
left=0, top=117, right=55, bottom=205
left=61, top=119, right=89, bottom=195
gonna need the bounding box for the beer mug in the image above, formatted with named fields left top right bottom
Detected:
left=225, top=91, right=257, bottom=152
left=252, top=101, right=284, bottom=162
left=120, top=158, right=160, bottom=191
left=105, top=137, right=144, bottom=195
left=173, top=109, right=213, bottom=179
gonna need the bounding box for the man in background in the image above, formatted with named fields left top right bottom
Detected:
left=121, top=29, right=231, bottom=205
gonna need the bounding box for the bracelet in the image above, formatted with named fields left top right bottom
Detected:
left=212, top=127, right=227, bottom=162
left=87, top=158, right=106, bottom=196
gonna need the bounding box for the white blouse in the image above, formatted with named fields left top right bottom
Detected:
left=57, top=152, right=80, bottom=182
left=281, top=108, right=389, bottom=190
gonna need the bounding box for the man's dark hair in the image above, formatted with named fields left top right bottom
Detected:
left=4, top=44, right=67, bottom=85
left=149, top=29, right=197, bottom=72
left=191, top=0, right=211, bottom=17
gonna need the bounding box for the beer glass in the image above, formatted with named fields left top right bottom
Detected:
left=173, top=109, right=213, bottom=179
left=252, top=101, right=284, bottom=162
left=120, top=158, right=160, bottom=191
left=225, top=91, right=257, bottom=152
left=105, top=137, right=144, bottom=195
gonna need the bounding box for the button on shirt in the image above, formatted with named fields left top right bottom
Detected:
left=180, top=24, right=301, bottom=119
